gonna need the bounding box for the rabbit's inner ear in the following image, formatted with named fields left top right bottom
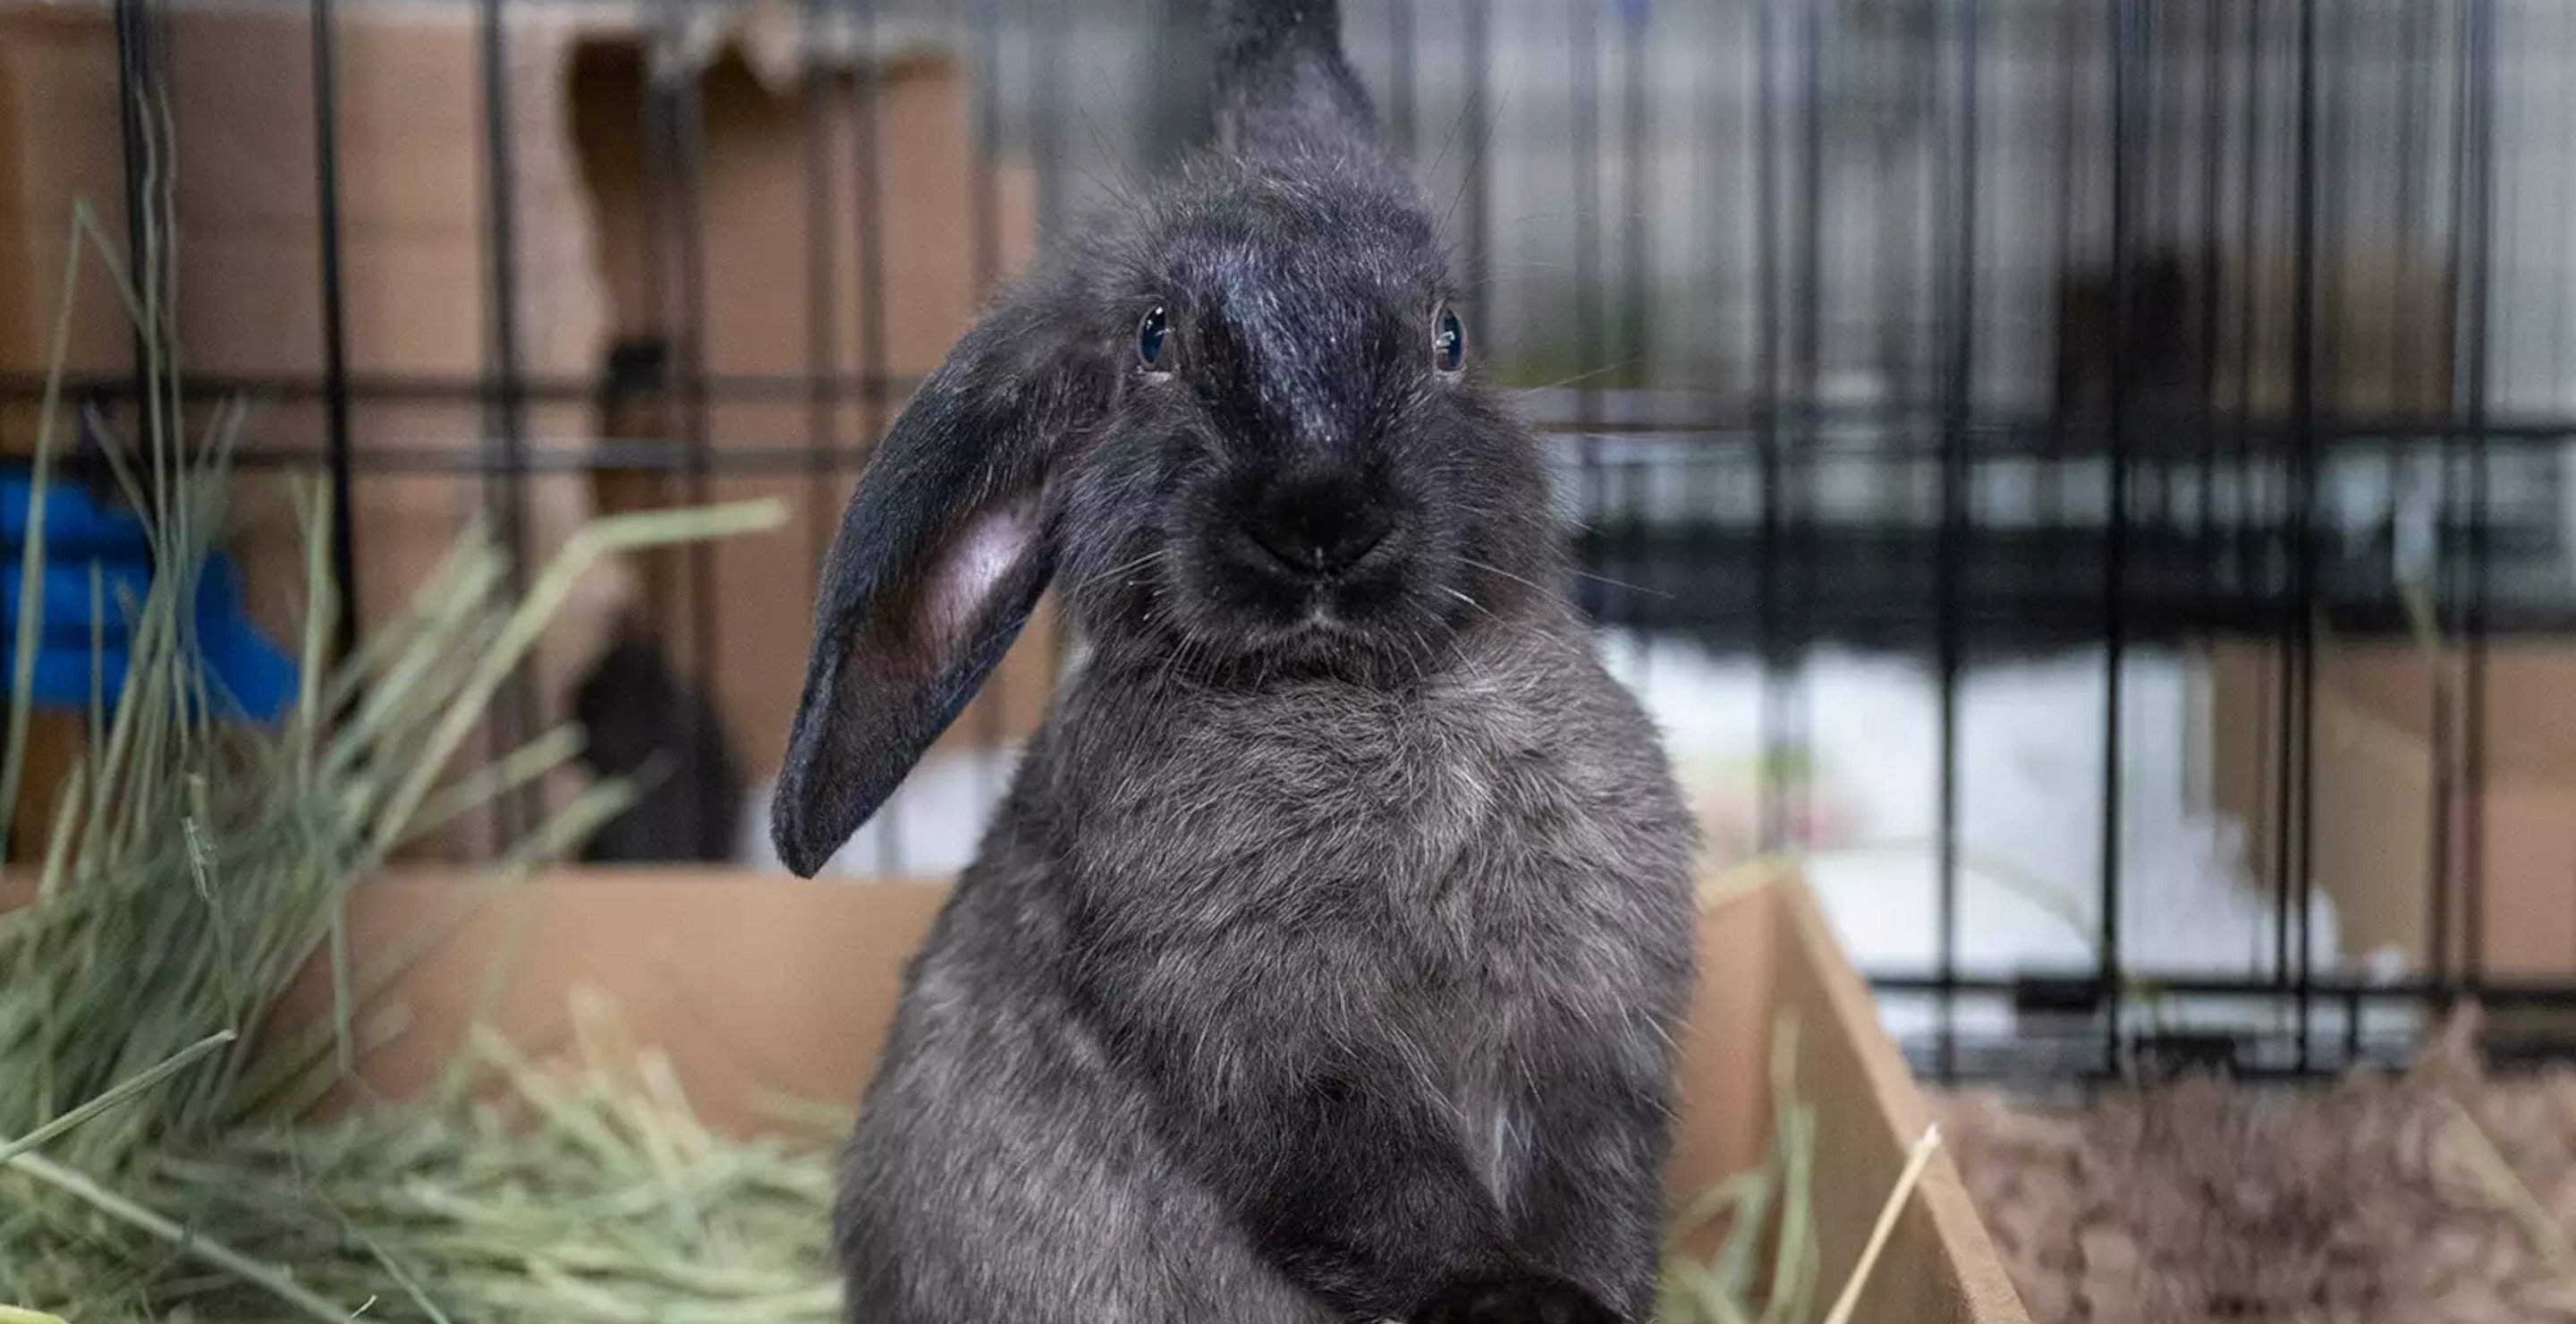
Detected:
left=926, top=498, right=1039, bottom=639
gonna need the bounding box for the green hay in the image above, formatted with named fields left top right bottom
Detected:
left=0, top=80, right=786, bottom=1321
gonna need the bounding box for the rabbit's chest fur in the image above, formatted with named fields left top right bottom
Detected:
left=1016, top=621, right=1698, bottom=1199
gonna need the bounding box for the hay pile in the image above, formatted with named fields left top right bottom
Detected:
left=0, top=165, right=801, bottom=1318
left=1933, top=1014, right=2576, bottom=1323
left=0, top=422, right=800, bottom=1318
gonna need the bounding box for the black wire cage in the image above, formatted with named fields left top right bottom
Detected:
left=13, top=0, right=2576, bottom=1088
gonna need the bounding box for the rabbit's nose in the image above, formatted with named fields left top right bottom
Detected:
left=1243, top=472, right=1394, bottom=579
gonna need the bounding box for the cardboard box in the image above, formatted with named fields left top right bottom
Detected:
left=2204, top=638, right=2576, bottom=980
left=266, top=868, right=2028, bottom=1323
left=0, top=0, right=1050, bottom=859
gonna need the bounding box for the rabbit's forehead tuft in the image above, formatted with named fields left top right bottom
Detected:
left=1143, top=167, right=1441, bottom=284
left=1189, top=256, right=1420, bottom=412
left=1149, top=210, right=1440, bottom=340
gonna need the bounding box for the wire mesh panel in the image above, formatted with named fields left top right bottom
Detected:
left=9, top=0, right=2576, bottom=1087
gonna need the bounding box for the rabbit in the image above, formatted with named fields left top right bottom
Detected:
left=573, top=617, right=745, bottom=864
left=768, top=2, right=1701, bottom=1321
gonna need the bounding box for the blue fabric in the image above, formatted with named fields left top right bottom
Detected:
left=1, top=561, right=157, bottom=637
left=0, top=473, right=299, bottom=725
left=0, top=476, right=152, bottom=552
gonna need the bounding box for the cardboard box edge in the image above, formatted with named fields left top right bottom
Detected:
left=1775, top=878, right=2032, bottom=1324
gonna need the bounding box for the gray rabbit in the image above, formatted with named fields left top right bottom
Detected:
left=770, top=3, right=1701, bottom=1320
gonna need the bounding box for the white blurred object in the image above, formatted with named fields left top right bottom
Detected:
left=1606, top=633, right=2414, bottom=1047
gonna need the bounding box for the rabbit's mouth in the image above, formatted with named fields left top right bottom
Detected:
left=1218, top=607, right=1445, bottom=679
left=1159, top=510, right=1462, bottom=681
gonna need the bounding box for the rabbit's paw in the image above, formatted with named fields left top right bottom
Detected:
left=1410, top=1270, right=1623, bottom=1324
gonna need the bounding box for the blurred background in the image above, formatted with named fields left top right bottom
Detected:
left=3, top=0, right=2573, bottom=1086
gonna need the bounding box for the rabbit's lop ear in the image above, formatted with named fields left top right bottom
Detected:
left=1213, top=0, right=1378, bottom=157
left=770, top=298, right=1106, bottom=878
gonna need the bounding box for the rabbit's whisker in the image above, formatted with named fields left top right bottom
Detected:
left=1457, top=556, right=1552, bottom=598
left=1565, top=568, right=1670, bottom=598
left=1442, top=585, right=1497, bottom=621
left=1515, top=360, right=1644, bottom=397
left=1075, top=547, right=1173, bottom=594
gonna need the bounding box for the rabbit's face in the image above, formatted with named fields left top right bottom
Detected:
left=1051, top=165, right=1555, bottom=679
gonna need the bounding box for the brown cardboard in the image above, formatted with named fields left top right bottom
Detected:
left=4, top=711, right=84, bottom=863
left=0, top=0, right=611, bottom=379
left=2212, top=242, right=2456, bottom=420
left=0, top=2, right=132, bottom=381
left=257, top=868, right=2027, bottom=1323
left=2206, top=639, right=2576, bottom=980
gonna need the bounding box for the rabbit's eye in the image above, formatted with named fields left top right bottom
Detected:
left=1434, top=306, right=1466, bottom=373
left=1138, top=305, right=1172, bottom=371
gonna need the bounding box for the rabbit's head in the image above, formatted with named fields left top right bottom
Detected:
left=1046, top=154, right=1558, bottom=670
left=772, top=0, right=1560, bottom=876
